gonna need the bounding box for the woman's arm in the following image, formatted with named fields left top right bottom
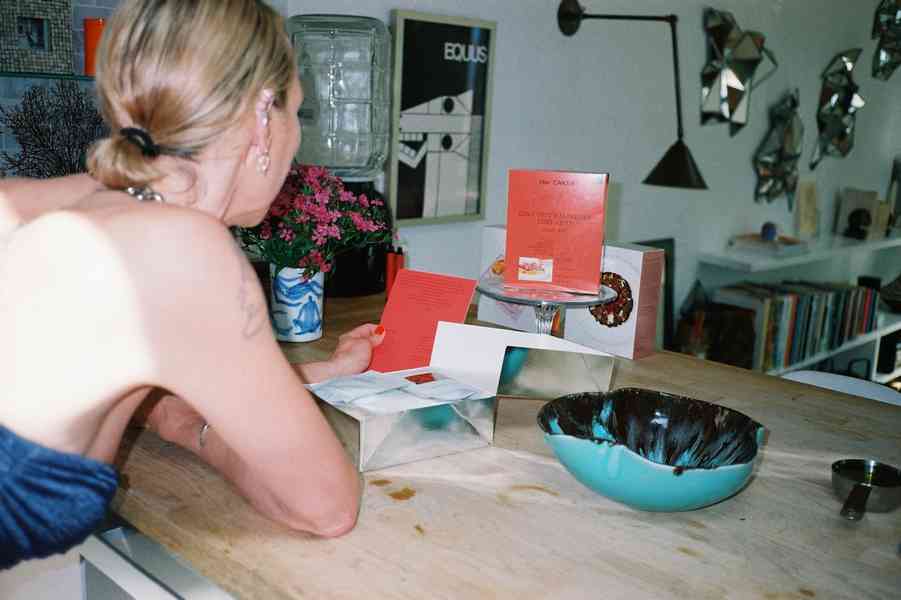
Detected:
left=138, top=319, right=385, bottom=534
left=137, top=391, right=358, bottom=535
left=0, top=174, right=104, bottom=229
left=123, top=209, right=370, bottom=536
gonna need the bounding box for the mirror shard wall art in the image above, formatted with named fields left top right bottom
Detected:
left=389, top=11, right=496, bottom=226
left=871, top=0, right=901, bottom=80
left=753, top=89, right=804, bottom=210
left=700, top=8, right=777, bottom=137
left=810, top=49, right=865, bottom=170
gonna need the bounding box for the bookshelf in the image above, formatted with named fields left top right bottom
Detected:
left=765, top=310, right=901, bottom=380
left=875, top=364, right=901, bottom=385
left=698, top=231, right=901, bottom=273
left=699, top=231, right=901, bottom=386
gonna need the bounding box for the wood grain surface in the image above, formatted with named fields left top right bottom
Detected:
left=111, top=294, right=901, bottom=599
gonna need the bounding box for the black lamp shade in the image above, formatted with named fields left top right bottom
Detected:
left=643, top=139, right=708, bottom=189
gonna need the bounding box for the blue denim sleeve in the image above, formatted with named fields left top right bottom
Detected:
left=0, top=425, right=118, bottom=570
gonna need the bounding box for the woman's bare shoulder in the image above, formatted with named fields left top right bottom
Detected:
left=96, top=203, right=268, bottom=336
left=3, top=201, right=261, bottom=375
left=6, top=201, right=247, bottom=324
left=100, top=202, right=248, bottom=288
left=10, top=199, right=232, bottom=264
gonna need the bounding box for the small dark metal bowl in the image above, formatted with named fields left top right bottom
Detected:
left=831, top=459, right=901, bottom=520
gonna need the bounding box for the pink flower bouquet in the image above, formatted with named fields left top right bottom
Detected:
left=235, top=163, right=391, bottom=277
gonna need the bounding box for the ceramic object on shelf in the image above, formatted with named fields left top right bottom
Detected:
left=537, top=388, right=765, bottom=511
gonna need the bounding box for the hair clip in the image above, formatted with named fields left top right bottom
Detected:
left=120, top=127, right=161, bottom=158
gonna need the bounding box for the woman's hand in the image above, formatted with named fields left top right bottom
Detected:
left=133, top=390, right=205, bottom=448
left=327, top=323, right=386, bottom=377
left=290, top=323, right=385, bottom=383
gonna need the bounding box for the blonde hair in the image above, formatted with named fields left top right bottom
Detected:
left=87, top=0, right=295, bottom=190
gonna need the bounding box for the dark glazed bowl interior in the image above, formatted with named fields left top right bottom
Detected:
left=537, top=388, right=763, bottom=470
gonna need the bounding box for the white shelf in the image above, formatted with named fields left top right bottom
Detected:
left=875, top=367, right=901, bottom=384
left=699, top=231, right=901, bottom=273
left=768, top=310, right=901, bottom=377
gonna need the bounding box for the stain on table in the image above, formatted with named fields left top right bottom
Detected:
left=388, top=487, right=416, bottom=501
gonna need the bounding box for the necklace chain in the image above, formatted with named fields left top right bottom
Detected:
left=125, top=186, right=165, bottom=203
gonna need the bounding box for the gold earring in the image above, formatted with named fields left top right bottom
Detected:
left=256, top=149, right=271, bottom=175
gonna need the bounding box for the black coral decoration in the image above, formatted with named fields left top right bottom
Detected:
left=0, top=80, right=107, bottom=178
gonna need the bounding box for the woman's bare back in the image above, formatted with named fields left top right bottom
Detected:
left=0, top=179, right=188, bottom=461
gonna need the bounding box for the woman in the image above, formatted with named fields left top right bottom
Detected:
left=0, top=0, right=381, bottom=568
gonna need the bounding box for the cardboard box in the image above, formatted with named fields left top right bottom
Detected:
left=565, top=242, right=664, bottom=359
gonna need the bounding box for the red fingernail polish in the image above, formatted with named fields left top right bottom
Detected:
left=375, top=325, right=385, bottom=335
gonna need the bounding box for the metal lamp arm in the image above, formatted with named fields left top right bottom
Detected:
left=667, top=17, right=684, bottom=141
left=569, top=11, right=683, bottom=142
left=557, top=0, right=706, bottom=189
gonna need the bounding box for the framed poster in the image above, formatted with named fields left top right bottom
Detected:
left=835, top=188, right=881, bottom=240
left=0, top=0, right=73, bottom=75
left=389, top=11, right=495, bottom=226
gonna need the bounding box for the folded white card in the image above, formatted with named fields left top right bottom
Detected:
left=429, top=321, right=612, bottom=394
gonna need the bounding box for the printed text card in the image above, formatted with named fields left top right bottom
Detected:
left=370, top=269, right=476, bottom=372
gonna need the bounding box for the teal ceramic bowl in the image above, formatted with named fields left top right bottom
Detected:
left=537, top=388, right=765, bottom=511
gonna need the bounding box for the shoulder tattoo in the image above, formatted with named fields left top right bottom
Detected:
left=233, top=240, right=266, bottom=338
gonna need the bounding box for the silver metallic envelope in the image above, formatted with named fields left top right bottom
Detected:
left=314, top=368, right=497, bottom=472
left=496, top=346, right=616, bottom=400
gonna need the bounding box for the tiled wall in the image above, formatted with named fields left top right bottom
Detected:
left=71, top=0, right=120, bottom=76
left=0, top=0, right=120, bottom=161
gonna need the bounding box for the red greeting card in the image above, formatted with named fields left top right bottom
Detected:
left=504, top=170, right=608, bottom=294
left=369, top=269, right=477, bottom=372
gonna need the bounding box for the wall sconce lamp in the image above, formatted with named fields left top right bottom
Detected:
left=557, top=0, right=708, bottom=190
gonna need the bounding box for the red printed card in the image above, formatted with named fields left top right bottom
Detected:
left=369, top=269, right=477, bottom=372
left=504, top=170, right=608, bottom=294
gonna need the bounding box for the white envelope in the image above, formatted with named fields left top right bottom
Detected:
left=429, top=321, right=613, bottom=394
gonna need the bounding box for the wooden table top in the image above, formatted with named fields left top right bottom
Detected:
left=112, top=293, right=901, bottom=599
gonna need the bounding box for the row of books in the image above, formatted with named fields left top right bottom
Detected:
left=712, top=281, right=881, bottom=372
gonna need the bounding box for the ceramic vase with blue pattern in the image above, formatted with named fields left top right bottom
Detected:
left=269, top=266, right=324, bottom=342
